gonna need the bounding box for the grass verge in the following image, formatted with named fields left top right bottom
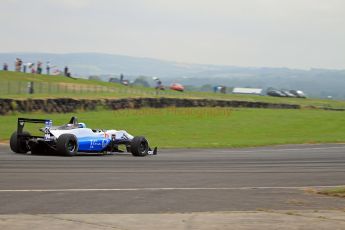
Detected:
left=1, top=71, right=345, bottom=109
left=317, top=188, right=345, bottom=198
left=1, top=107, right=345, bottom=148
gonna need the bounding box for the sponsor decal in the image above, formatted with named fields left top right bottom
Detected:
left=121, top=133, right=128, bottom=140
left=90, top=139, right=108, bottom=149
left=90, top=139, right=102, bottom=148
left=102, top=139, right=108, bottom=148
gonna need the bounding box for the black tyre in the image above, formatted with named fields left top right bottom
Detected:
left=10, top=131, right=30, bottom=154
left=130, top=136, right=149, bottom=157
left=56, top=134, right=78, bottom=156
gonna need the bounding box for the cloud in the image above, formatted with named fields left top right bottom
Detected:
left=45, top=0, right=95, bottom=9
left=0, top=0, right=344, bottom=68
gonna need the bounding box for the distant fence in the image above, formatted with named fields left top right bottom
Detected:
left=0, top=80, right=182, bottom=97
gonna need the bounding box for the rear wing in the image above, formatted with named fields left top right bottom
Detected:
left=17, top=118, right=52, bottom=138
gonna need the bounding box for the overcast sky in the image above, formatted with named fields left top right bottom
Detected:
left=1, top=0, right=344, bottom=69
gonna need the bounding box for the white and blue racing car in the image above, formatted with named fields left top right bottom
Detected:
left=10, top=117, right=157, bottom=156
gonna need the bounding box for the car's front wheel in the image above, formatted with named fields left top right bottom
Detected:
left=130, top=136, right=149, bottom=157
left=56, top=134, right=78, bottom=156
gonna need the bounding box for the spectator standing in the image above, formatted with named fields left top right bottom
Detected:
left=15, top=58, right=22, bottom=72
left=3, top=63, right=8, bottom=71
left=27, top=63, right=33, bottom=72
left=36, top=61, right=42, bottom=74
left=156, top=80, right=162, bottom=89
left=64, top=66, right=69, bottom=76
left=46, top=62, right=51, bottom=75
left=15, top=58, right=19, bottom=71
left=30, top=63, right=36, bottom=74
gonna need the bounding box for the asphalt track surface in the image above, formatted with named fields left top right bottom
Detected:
left=0, top=144, right=345, bottom=214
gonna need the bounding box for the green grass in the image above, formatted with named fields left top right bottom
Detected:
left=1, top=108, right=345, bottom=148
left=1, top=71, right=345, bottom=109
left=0, top=71, right=160, bottom=98
left=318, top=188, right=345, bottom=198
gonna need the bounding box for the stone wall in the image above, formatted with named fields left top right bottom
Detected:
left=0, top=98, right=300, bottom=115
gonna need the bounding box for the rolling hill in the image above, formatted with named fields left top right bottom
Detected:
left=1, top=52, right=345, bottom=99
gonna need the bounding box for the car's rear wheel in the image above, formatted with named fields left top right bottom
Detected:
left=10, top=131, right=30, bottom=154
left=130, top=136, right=148, bottom=157
left=56, top=134, right=78, bottom=156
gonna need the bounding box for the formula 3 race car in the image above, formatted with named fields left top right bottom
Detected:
left=10, top=117, right=157, bottom=157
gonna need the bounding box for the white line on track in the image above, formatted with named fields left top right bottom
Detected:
left=215, top=146, right=345, bottom=153
left=0, top=185, right=344, bottom=192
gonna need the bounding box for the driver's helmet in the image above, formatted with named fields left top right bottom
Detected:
left=78, top=122, right=86, bottom=128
